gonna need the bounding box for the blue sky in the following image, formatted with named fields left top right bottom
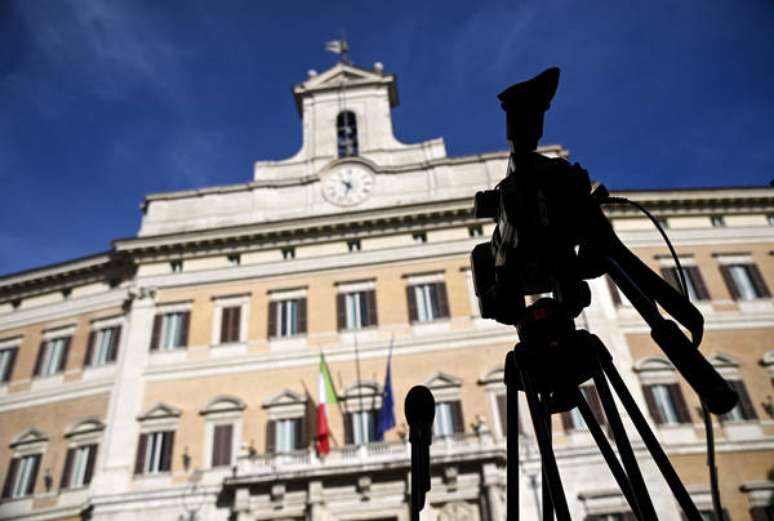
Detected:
left=1, top=0, right=772, bottom=275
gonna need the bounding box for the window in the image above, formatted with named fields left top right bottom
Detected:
left=60, top=444, right=97, bottom=489
left=211, top=424, right=233, bottom=467
left=170, top=260, right=183, bottom=273
left=407, top=282, right=450, bottom=323
left=85, top=326, right=121, bottom=367
left=721, top=379, right=758, bottom=422
left=134, top=431, right=174, bottom=475
left=412, top=232, right=427, bottom=244
left=433, top=401, right=464, bottom=437
left=0, top=347, right=18, bottom=383
left=219, top=306, right=242, bottom=344
left=661, top=266, right=710, bottom=301
left=642, top=384, right=691, bottom=425
left=267, top=418, right=304, bottom=453
left=227, top=254, right=241, bottom=267
left=711, top=216, right=725, bottom=227
left=337, top=290, right=377, bottom=330
left=347, top=239, right=361, bottom=252
left=468, top=225, right=483, bottom=238
left=282, top=247, right=295, bottom=260
left=336, top=111, right=358, bottom=158
left=562, top=385, right=606, bottom=431
left=345, top=410, right=377, bottom=445
left=1, top=454, right=41, bottom=499
left=268, top=298, right=307, bottom=338
left=33, top=336, right=70, bottom=377
left=150, top=311, right=190, bottom=351
left=720, top=263, right=770, bottom=300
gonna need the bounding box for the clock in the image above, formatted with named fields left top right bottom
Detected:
left=322, top=166, right=375, bottom=207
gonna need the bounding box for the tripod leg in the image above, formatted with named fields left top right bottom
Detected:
left=575, top=390, right=638, bottom=516
left=505, top=352, right=519, bottom=521
left=541, top=400, right=554, bottom=521
left=519, top=366, right=571, bottom=521
left=590, top=357, right=657, bottom=521
left=601, top=356, right=704, bottom=521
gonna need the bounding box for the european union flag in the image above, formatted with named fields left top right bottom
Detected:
left=376, top=356, right=396, bottom=441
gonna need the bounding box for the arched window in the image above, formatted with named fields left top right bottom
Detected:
left=337, top=111, right=358, bottom=158
left=633, top=357, right=691, bottom=426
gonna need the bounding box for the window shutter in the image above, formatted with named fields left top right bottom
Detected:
left=719, top=266, right=740, bottom=300
left=294, top=417, right=305, bottom=449
left=26, top=454, right=41, bottom=496
left=58, top=337, right=71, bottom=372
left=750, top=507, right=771, bottom=521
left=3, top=349, right=17, bottom=382
left=33, top=341, right=46, bottom=376
left=436, top=282, right=450, bottom=318
left=731, top=380, right=757, bottom=420
left=496, top=394, right=508, bottom=436
left=669, top=384, right=691, bottom=423
left=108, top=326, right=121, bottom=362
left=179, top=311, right=190, bottom=347
left=60, top=448, right=75, bottom=489
left=606, top=276, right=621, bottom=305
left=561, top=411, right=575, bottom=431
left=621, top=512, right=637, bottom=521
left=265, top=420, right=276, bottom=453
left=585, top=387, right=606, bottom=426
left=343, top=412, right=354, bottom=445
left=297, top=298, right=307, bottom=334
left=642, top=385, right=663, bottom=425
left=160, top=431, right=175, bottom=472
left=406, top=286, right=418, bottom=322
left=150, top=315, right=162, bottom=351
left=336, top=293, right=346, bottom=331
left=747, top=264, right=771, bottom=298
left=213, top=424, right=233, bottom=467
left=83, top=444, right=97, bottom=485
left=450, top=400, right=464, bottom=433
left=687, top=266, right=710, bottom=300
left=267, top=302, right=277, bottom=338
left=220, top=307, right=232, bottom=344
left=660, top=267, right=679, bottom=291
left=233, top=306, right=242, bottom=342
left=366, top=290, right=378, bottom=326
left=2, top=457, right=19, bottom=499
left=134, top=434, right=148, bottom=474
left=84, top=331, right=96, bottom=367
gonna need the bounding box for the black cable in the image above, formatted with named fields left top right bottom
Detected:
left=602, top=195, right=724, bottom=520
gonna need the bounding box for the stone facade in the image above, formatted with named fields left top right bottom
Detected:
left=1, top=61, right=773, bottom=521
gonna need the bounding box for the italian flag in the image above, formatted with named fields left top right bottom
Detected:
left=316, top=353, right=338, bottom=455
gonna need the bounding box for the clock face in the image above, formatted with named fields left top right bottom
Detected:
left=322, top=166, right=375, bottom=207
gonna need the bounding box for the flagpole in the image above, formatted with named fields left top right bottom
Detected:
left=353, top=332, right=366, bottom=444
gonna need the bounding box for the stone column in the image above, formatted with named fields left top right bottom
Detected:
left=307, top=480, right=324, bottom=521
left=91, top=287, right=157, bottom=500
left=482, top=463, right=504, bottom=521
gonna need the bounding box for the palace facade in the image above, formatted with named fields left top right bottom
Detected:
left=1, top=61, right=773, bottom=521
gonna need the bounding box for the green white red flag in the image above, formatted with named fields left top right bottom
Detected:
left=316, top=353, right=338, bottom=455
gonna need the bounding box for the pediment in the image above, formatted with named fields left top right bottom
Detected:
left=65, top=418, right=105, bottom=437
left=138, top=402, right=182, bottom=421
left=425, top=371, right=463, bottom=389
left=11, top=428, right=48, bottom=447
left=343, top=380, right=380, bottom=398
left=301, top=63, right=387, bottom=90
left=263, top=389, right=306, bottom=408
left=479, top=366, right=504, bottom=384
left=707, top=353, right=739, bottom=368
left=200, top=395, right=246, bottom=415
left=633, top=356, right=675, bottom=372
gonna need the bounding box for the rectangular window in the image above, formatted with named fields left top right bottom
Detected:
left=227, top=254, right=241, bottom=267
left=150, top=312, right=190, bottom=351
left=275, top=418, right=302, bottom=452
left=642, top=384, right=690, bottom=425
left=0, top=347, right=17, bottom=383
left=722, top=380, right=758, bottom=422
left=61, top=444, right=97, bottom=489
left=562, top=386, right=606, bottom=431
left=219, top=306, right=242, bottom=344
left=661, top=266, right=710, bottom=301
left=211, top=424, right=233, bottom=467
left=2, top=454, right=41, bottom=499
left=347, top=239, right=362, bottom=252
left=337, top=291, right=377, bottom=330
left=433, top=400, right=463, bottom=438
left=350, top=410, right=376, bottom=445
left=170, top=260, right=183, bottom=273
left=407, top=283, right=449, bottom=323
left=134, top=431, right=174, bottom=475
left=34, top=336, right=70, bottom=377
left=721, top=263, right=770, bottom=300
left=269, top=299, right=307, bottom=338
left=86, top=326, right=121, bottom=367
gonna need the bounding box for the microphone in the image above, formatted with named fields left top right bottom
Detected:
left=405, top=385, right=435, bottom=521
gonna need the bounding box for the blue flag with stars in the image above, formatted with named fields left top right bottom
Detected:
left=376, top=355, right=396, bottom=441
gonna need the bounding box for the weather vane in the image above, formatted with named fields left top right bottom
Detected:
left=325, top=36, right=351, bottom=65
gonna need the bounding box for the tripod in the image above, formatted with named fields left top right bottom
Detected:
left=504, top=298, right=707, bottom=521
